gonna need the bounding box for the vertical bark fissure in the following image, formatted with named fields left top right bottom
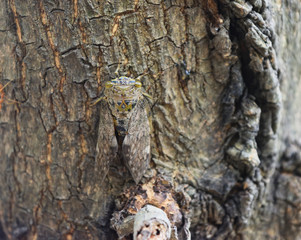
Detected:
left=9, top=0, right=26, bottom=97
left=38, top=0, right=66, bottom=93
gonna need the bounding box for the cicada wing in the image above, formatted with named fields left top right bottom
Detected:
left=122, top=100, right=150, bottom=184
left=95, top=101, right=118, bottom=184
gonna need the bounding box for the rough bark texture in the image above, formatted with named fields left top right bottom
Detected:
left=0, top=0, right=300, bottom=239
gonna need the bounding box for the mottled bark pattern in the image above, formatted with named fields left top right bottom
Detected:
left=0, top=0, right=300, bottom=239
left=111, top=178, right=186, bottom=239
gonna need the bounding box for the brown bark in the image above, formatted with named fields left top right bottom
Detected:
left=0, top=0, right=300, bottom=239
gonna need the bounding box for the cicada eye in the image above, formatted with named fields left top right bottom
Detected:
left=105, top=81, right=114, bottom=88
left=135, top=81, right=142, bottom=88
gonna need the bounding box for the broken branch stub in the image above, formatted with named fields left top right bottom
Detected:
left=134, top=205, right=171, bottom=240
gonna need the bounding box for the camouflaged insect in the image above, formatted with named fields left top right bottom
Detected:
left=96, top=76, right=150, bottom=184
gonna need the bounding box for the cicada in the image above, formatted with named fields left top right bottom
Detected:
left=95, top=76, right=151, bottom=184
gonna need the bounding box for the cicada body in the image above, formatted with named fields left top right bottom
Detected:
left=95, top=77, right=150, bottom=184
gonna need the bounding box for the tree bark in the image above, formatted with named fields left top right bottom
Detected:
left=0, top=0, right=300, bottom=239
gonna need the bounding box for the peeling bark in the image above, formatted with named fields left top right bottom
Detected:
left=0, top=0, right=300, bottom=239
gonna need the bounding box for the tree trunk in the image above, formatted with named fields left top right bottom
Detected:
left=0, top=0, right=300, bottom=239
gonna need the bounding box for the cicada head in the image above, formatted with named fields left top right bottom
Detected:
left=105, top=76, right=143, bottom=114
